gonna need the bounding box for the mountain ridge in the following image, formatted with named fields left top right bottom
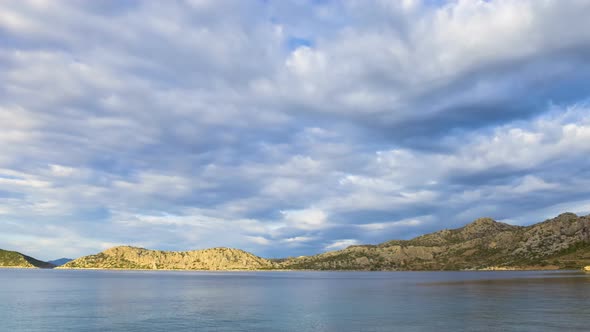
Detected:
left=5, top=212, right=590, bottom=271
left=278, top=212, right=590, bottom=270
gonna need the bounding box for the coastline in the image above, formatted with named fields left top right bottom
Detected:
left=2, top=266, right=582, bottom=273
left=51, top=266, right=569, bottom=272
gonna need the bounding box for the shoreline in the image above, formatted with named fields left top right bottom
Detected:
left=41, top=266, right=573, bottom=272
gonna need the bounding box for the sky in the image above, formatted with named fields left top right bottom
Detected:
left=1, top=0, right=590, bottom=260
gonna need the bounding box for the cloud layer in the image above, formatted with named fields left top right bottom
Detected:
left=1, top=0, right=590, bottom=260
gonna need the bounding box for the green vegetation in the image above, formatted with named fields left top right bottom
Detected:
left=0, top=249, right=54, bottom=268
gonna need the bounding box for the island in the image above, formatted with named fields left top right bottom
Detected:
left=3, top=212, right=590, bottom=271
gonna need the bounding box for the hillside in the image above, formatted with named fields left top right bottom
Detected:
left=56, top=213, right=590, bottom=271
left=59, top=246, right=274, bottom=270
left=278, top=213, right=590, bottom=270
left=0, top=249, right=55, bottom=268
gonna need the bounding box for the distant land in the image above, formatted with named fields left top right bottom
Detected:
left=60, top=247, right=272, bottom=270
left=2, top=213, right=590, bottom=271
left=0, top=249, right=55, bottom=269
left=48, top=258, right=73, bottom=266
left=279, top=213, right=590, bottom=271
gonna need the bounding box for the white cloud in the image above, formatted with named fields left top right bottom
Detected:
left=113, top=172, right=195, bottom=197
left=280, top=208, right=328, bottom=230
left=247, top=236, right=271, bottom=246
left=325, top=239, right=360, bottom=251
left=282, top=236, right=315, bottom=244
left=359, top=218, right=426, bottom=232
left=48, top=164, right=76, bottom=177
left=286, top=46, right=327, bottom=78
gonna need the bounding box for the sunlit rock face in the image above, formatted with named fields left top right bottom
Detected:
left=60, top=246, right=274, bottom=270
left=279, top=213, right=590, bottom=271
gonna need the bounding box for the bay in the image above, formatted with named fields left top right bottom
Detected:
left=1, top=269, right=589, bottom=331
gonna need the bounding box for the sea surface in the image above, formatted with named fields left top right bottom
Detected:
left=0, top=269, right=589, bottom=331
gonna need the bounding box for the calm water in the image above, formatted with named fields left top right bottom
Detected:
left=1, top=269, right=589, bottom=331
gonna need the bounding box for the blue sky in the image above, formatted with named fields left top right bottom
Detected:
left=1, top=0, right=590, bottom=260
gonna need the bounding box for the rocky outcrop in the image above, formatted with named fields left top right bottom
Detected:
left=0, top=249, right=55, bottom=268
left=60, top=246, right=274, bottom=270
left=55, top=212, right=590, bottom=271
left=279, top=213, right=590, bottom=270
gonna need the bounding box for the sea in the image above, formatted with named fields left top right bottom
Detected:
left=0, top=269, right=589, bottom=331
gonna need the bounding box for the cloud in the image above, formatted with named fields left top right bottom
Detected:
left=246, top=236, right=271, bottom=246
left=0, top=0, right=590, bottom=260
left=325, top=239, right=360, bottom=251
left=282, top=236, right=316, bottom=244
left=280, top=208, right=328, bottom=231
left=358, top=218, right=426, bottom=232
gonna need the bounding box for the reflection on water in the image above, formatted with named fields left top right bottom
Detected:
left=0, top=269, right=589, bottom=332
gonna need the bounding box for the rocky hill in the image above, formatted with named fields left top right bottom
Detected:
left=278, top=213, right=590, bottom=270
left=0, top=249, right=55, bottom=268
left=55, top=213, right=590, bottom=271
left=59, top=246, right=274, bottom=270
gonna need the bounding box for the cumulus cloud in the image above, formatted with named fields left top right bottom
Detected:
left=325, top=239, right=360, bottom=251
left=1, top=0, right=590, bottom=259
left=280, top=208, right=328, bottom=231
